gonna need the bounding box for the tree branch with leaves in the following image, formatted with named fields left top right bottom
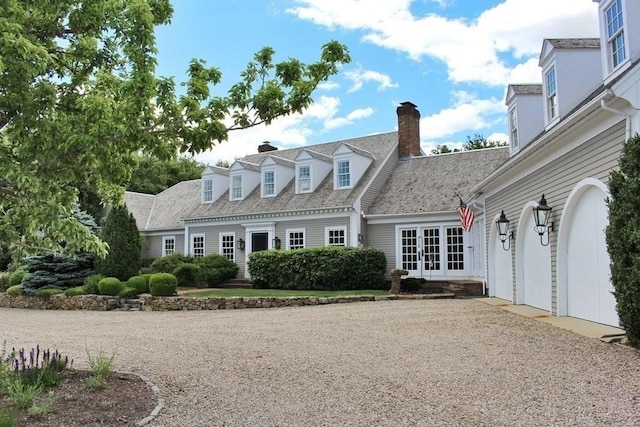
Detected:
left=0, top=0, right=350, bottom=257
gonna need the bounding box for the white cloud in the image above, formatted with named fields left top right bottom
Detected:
left=288, top=0, right=598, bottom=86
left=318, top=80, right=340, bottom=91
left=344, top=67, right=399, bottom=92
left=420, top=93, right=505, bottom=139
left=325, top=107, right=375, bottom=130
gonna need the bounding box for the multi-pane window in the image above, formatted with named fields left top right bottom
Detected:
left=446, top=227, right=464, bottom=271
left=231, top=175, right=242, bottom=200
left=288, top=230, right=305, bottom=250
left=606, top=0, right=625, bottom=68
left=162, top=236, right=175, bottom=257
left=509, top=108, right=518, bottom=150
left=337, top=160, right=350, bottom=188
left=298, top=165, right=311, bottom=193
left=423, top=228, right=440, bottom=271
left=263, top=170, right=275, bottom=196
left=220, top=233, right=235, bottom=261
left=401, top=229, right=418, bottom=271
left=191, top=234, right=205, bottom=257
left=202, top=179, right=213, bottom=203
left=545, top=67, right=557, bottom=120
left=326, top=227, right=346, bottom=246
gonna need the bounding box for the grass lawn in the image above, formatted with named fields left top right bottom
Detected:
left=179, top=288, right=389, bottom=298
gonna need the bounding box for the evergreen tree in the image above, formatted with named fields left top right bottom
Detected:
left=606, top=133, right=640, bottom=348
left=96, top=206, right=141, bottom=281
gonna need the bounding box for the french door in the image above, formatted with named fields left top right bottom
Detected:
left=399, top=225, right=465, bottom=278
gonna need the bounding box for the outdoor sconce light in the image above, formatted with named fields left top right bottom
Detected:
left=272, top=236, right=281, bottom=250
left=496, top=210, right=512, bottom=251
left=236, top=238, right=245, bottom=251
left=532, top=194, right=554, bottom=246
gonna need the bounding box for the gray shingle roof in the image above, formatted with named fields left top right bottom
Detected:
left=128, top=132, right=398, bottom=229
left=367, top=147, right=509, bottom=215
left=511, top=84, right=542, bottom=95
left=546, top=38, right=600, bottom=49
left=123, top=192, right=155, bottom=230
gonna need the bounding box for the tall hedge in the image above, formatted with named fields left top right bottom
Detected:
left=606, top=133, right=640, bottom=347
left=96, top=205, right=141, bottom=281
left=248, top=246, right=387, bottom=290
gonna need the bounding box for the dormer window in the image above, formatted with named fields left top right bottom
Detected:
left=231, top=175, right=242, bottom=200
left=202, top=178, right=213, bottom=203
left=545, top=66, right=558, bottom=120
left=605, top=0, right=625, bottom=68
left=262, top=170, right=275, bottom=197
left=298, top=165, right=311, bottom=193
left=509, top=108, right=518, bottom=152
left=337, top=160, right=351, bottom=189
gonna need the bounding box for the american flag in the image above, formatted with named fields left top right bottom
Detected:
left=458, top=198, right=474, bottom=232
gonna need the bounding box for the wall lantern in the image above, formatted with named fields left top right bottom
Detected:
left=272, top=236, right=281, bottom=250
left=236, top=238, right=245, bottom=251
left=496, top=210, right=512, bottom=251
left=532, top=194, right=554, bottom=246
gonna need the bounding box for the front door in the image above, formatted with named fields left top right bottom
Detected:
left=251, top=232, right=269, bottom=252
left=399, top=227, right=443, bottom=277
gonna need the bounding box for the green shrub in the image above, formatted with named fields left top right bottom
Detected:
left=9, top=269, right=26, bottom=287
left=83, top=274, right=103, bottom=294
left=140, top=258, right=156, bottom=268
left=118, top=286, right=138, bottom=298
left=126, top=276, right=148, bottom=294
left=64, top=286, right=87, bottom=297
left=0, top=271, right=10, bottom=292
left=172, top=263, right=200, bottom=287
left=34, top=288, right=63, bottom=298
left=195, top=254, right=238, bottom=286
left=150, top=254, right=190, bottom=273
left=5, top=285, right=23, bottom=296
left=248, top=246, right=386, bottom=290
left=401, top=277, right=425, bottom=292
left=97, top=277, right=123, bottom=296
left=149, top=273, right=177, bottom=296
left=607, top=133, right=640, bottom=347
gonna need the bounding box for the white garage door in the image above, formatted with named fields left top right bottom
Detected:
left=521, top=213, right=551, bottom=311
left=567, top=187, right=619, bottom=326
left=493, top=242, right=513, bottom=301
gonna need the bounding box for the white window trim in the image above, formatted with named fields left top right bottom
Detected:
left=296, top=164, right=312, bottom=194
left=230, top=174, right=243, bottom=200
left=202, top=178, right=213, bottom=203
left=190, top=233, right=206, bottom=257
left=162, top=235, right=176, bottom=257
left=286, top=228, right=306, bottom=250
left=219, top=232, right=235, bottom=262
left=325, top=226, right=347, bottom=246
left=508, top=107, right=519, bottom=154
left=262, top=169, right=276, bottom=198
left=336, top=159, right=352, bottom=189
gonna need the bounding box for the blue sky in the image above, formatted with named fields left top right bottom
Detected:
left=154, top=0, right=600, bottom=164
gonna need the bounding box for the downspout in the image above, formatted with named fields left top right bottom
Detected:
left=601, top=89, right=631, bottom=140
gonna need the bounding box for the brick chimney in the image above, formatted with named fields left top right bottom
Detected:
left=396, top=102, right=421, bottom=159
left=258, top=141, right=278, bottom=153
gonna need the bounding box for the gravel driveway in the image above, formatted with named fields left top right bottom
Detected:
left=1, top=299, right=638, bottom=426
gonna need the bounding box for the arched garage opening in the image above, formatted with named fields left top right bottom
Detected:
left=557, top=178, right=619, bottom=327
left=489, top=213, right=513, bottom=301
left=515, top=201, right=551, bottom=311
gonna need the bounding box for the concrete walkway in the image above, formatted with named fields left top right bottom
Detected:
left=477, top=297, right=626, bottom=341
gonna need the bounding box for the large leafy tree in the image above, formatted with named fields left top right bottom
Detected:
left=126, top=154, right=205, bottom=195
left=606, top=133, right=640, bottom=348
left=0, top=0, right=350, bottom=257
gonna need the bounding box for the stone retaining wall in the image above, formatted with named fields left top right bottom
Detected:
left=0, top=293, right=454, bottom=311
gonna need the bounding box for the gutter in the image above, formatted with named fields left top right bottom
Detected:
left=600, top=89, right=631, bottom=140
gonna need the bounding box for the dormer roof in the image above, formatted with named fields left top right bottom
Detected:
left=332, top=143, right=375, bottom=160
left=260, top=155, right=295, bottom=168
left=539, top=38, right=600, bottom=65
left=202, top=165, right=229, bottom=176
left=295, top=148, right=333, bottom=163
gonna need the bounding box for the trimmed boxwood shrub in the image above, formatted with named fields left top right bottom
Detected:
left=150, top=254, right=191, bottom=274
left=401, top=277, right=426, bottom=292
left=6, top=285, right=23, bottom=296
left=98, top=277, right=124, bottom=296
left=64, top=286, right=87, bottom=297
left=83, top=274, right=104, bottom=295
left=126, top=276, right=149, bottom=294
left=9, top=269, right=26, bottom=287
left=173, top=263, right=200, bottom=287
left=149, top=273, right=177, bottom=296
left=35, top=288, right=64, bottom=298
left=118, top=286, right=138, bottom=298
left=248, top=246, right=387, bottom=290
